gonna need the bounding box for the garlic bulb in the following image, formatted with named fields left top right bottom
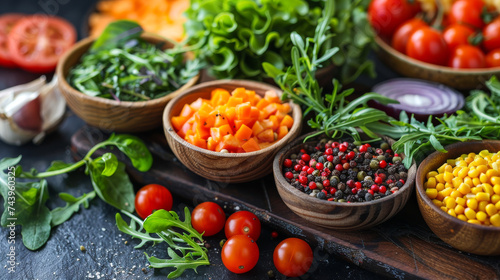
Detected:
left=0, top=76, right=67, bottom=146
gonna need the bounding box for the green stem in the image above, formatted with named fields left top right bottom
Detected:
left=101, top=83, right=151, bottom=101
left=22, top=160, right=86, bottom=179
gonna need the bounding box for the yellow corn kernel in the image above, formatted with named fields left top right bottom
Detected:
left=451, top=177, right=462, bottom=189
left=435, top=173, right=445, bottom=184
left=483, top=183, right=494, bottom=196
left=440, top=206, right=448, bottom=212
left=445, top=182, right=454, bottom=190
left=426, top=188, right=438, bottom=199
left=426, top=177, right=437, bottom=188
left=464, top=177, right=473, bottom=188
left=492, top=194, right=500, bottom=204
left=455, top=204, right=465, bottom=215
left=426, top=171, right=438, bottom=179
left=441, top=188, right=453, bottom=197
left=476, top=192, right=491, bottom=202
left=465, top=208, right=477, bottom=220
left=474, top=157, right=488, bottom=166
left=447, top=209, right=457, bottom=217
left=477, top=211, right=488, bottom=222
left=472, top=178, right=481, bottom=187
left=468, top=168, right=480, bottom=178
left=467, top=198, right=478, bottom=210
left=484, top=220, right=491, bottom=226
left=479, top=201, right=488, bottom=212
left=493, top=153, right=500, bottom=161
left=471, top=186, right=482, bottom=194
left=458, top=183, right=471, bottom=195
left=468, top=219, right=481, bottom=225
left=437, top=163, right=447, bottom=174
left=477, top=165, right=488, bottom=174
left=445, top=197, right=456, bottom=209
left=486, top=204, right=498, bottom=216
left=480, top=173, right=489, bottom=184
left=456, top=197, right=466, bottom=206
left=457, top=160, right=468, bottom=167
left=457, top=214, right=467, bottom=222
left=491, top=213, right=500, bottom=227
left=464, top=156, right=474, bottom=164
left=444, top=171, right=454, bottom=183
left=436, top=183, right=445, bottom=192
left=496, top=201, right=500, bottom=210
left=450, top=190, right=462, bottom=199
left=445, top=164, right=453, bottom=173
left=432, top=199, right=443, bottom=207
left=458, top=167, right=469, bottom=178
left=491, top=177, right=500, bottom=186
left=479, top=150, right=491, bottom=158
left=452, top=167, right=460, bottom=177
left=494, top=184, right=500, bottom=194
left=486, top=169, right=499, bottom=179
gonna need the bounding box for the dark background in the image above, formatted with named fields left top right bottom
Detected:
left=0, top=1, right=394, bottom=279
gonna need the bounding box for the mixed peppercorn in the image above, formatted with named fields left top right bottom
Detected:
left=281, top=138, right=408, bottom=203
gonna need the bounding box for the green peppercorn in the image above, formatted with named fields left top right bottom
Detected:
left=357, top=171, right=367, bottom=181
left=380, top=142, right=390, bottom=150
left=290, top=154, right=297, bottom=160
left=377, top=155, right=386, bottom=162
left=393, top=156, right=402, bottom=163
left=370, top=159, right=379, bottom=169
left=338, top=199, right=347, bottom=203
left=324, top=162, right=334, bottom=170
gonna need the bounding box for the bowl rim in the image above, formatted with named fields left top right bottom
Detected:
left=273, top=131, right=417, bottom=208
left=415, top=140, right=500, bottom=233
left=163, top=79, right=303, bottom=158
left=375, top=36, right=500, bottom=74
left=56, top=33, right=199, bottom=107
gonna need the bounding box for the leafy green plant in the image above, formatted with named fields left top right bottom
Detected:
left=0, top=134, right=152, bottom=250
left=116, top=208, right=209, bottom=279
left=185, top=0, right=374, bottom=82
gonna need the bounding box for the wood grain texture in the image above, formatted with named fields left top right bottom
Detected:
left=374, top=36, right=498, bottom=90
left=56, top=34, right=199, bottom=133
left=416, top=140, right=500, bottom=256
left=163, top=79, right=302, bottom=183
left=273, top=132, right=416, bottom=230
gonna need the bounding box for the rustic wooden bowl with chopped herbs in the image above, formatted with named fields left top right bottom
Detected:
left=416, top=140, right=500, bottom=255
left=273, top=132, right=417, bottom=231
left=163, top=79, right=302, bottom=183
left=56, top=23, right=199, bottom=132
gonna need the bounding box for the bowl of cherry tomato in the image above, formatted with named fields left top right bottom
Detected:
left=369, top=0, right=500, bottom=90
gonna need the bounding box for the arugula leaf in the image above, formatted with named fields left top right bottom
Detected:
left=89, top=159, right=135, bottom=213
left=115, top=212, right=163, bottom=249
left=106, top=134, right=153, bottom=172
left=51, top=192, right=96, bottom=226
left=146, top=249, right=209, bottom=279
left=91, top=20, right=143, bottom=51
left=100, top=153, right=119, bottom=177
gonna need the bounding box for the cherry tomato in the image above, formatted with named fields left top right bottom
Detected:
left=191, top=202, right=226, bottom=236
left=448, top=45, right=486, bottom=68
left=391, top=18, right=427, bottom=54
left=443, top=24, right=475, bottom=51
left=486, top=48, right=500, bottom=67
left=0, top=14, right=24, bottom=68
left=135, top=184, right=173, bottom=220
left=368, top=0, right=420, bottom=38
left=483, top=17, right=500, bottom=52
left=7, top=15, right=76, bottom=73
left=225, top=210, right=261, bottom=241
left=448, top=0, right=485, bottom=29
left=273, top=238, right=314, bottom=277
left=221, top=235, right=259, bottom=274
left=406, top=27, right=448, bottom=66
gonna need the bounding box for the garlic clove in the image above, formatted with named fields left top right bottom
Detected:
left=11, top=93, right=42, bottom=132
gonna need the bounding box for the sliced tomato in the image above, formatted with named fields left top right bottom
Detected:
left=0, top=13, right=25, bottom=68
left=7, top=15, right=76, bottom=73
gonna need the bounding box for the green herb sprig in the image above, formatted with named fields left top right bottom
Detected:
left=0, top=134, right=152, bottom=250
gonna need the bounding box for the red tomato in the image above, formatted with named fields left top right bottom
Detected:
left=483, top=17, right=500, bottom=52
left=486, top=48, right=500, bottom=67
left=273, top=238, right=314, bottom=277
left=134, top=184, right=173, bottom=220
left=225, top=210, right=261, bottom=241
left=406, top=27, right=448, bottom=66
left=368, top=0, right=420, bottom=38
left=7, top=15, right=76, bottom=73
left=0, top=14, right=24, bottom=68
left=448, top=0, right=485, bottom=29
left=191, top=202, right=226, bottom=236
left=221, top=235, right=259, bottom=274
left=391, top=18, right=427, bottom=54
left=443, top=24, right=475, bottom=51
left=448, top=45, right=486, bottom=68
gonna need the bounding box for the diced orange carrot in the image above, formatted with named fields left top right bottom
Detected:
left=194, top=122, right=210, bottom=139
left=211, top=88, right=231, bottom=106
left=280, top=115, right=294, bottom=129
left=268, top=115, right=280, bottom=131
left=215, top=134, right=240, bottom=152
left=236, top=102, right=252, bottom=120
left=257, top=128, right=275, bottom=142
left=279, top=103, right=291, bottom=114
left=207, top=136, right=218, bottom=151
left=227, top=96, right=243, bottom=108
left=241, top=137, right=260, bottom=152
left=187, top=135, right=207, bottom=149
left=179, top=104, right=194, bottom=118
left=232, top=87, right=248, bottom=102
left=262, top=103, right=278, bottom=119
left=258, top=141, right=274, bottom=150
left=225, top=107, right=236, bottom=124
left=171, top=116, right=188, bottom=131
left=214, top=112, right=229, bottom=127
left=256, top=98, right=270, bottom=110
left=260, top=119, right=274, bottom=130
left=234, top=124, right=253, bottom=142
left=190, top=97, right=205, bottom=110
left=252, top=121, right=264, bottom=136
left=249, top=106, right=260, bottom=120
left=234, top=119, right=244, bottom=132
left=264, top=90, right=280, bottom=103
left=178, top=121, right=192, bottom=138
left=197, top=102, right=214, bottom=118
left=277, top=125, right=288, bottom=140
left=250, top=94, right=261, bottom=106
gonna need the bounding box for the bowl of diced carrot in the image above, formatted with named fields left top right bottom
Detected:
left=163, top=79, right=302, bottom=183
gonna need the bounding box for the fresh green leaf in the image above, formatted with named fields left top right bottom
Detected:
left=100, top=153, right=119, bottom=177
left=91, top=20, right=143, bottom=51
left=143, top=208, right=203, bottom=242
left=51, top=191, right=96, bottom=226
left=106, top=134, right=153, bottom=172
left=115, top=212, right=163, bottom=249
left=45, top=161, right=76, bottom=172
left=146, top=249, right=210, bottom=279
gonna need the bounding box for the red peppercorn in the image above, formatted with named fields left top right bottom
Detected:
left=371, top=184, right=379, bottom=193
left=378, top=173, right=386, bottom=181
left=347, top=151, right=355, bottom=160
left=341, top=159, right=348, bottom=164
left=325, top=148, right=333, bottom=155
left=399, top=179, right=405, bottom=184
left=316, top=162, right=324, bottom=170
left=322, top=189, right=328, bottom=195
left=307, top=167, right=314, bottom=174
left=299, top=170, right=307, bottom=177
left=326, top=155, right=334, bottom=162
left=386, top=179, right=393, bottom=184
left=294, top=164, right=302, bottom=172
left=368, top=189, right=374, bottom=195
left=299, top=175, right=308, bottom=184
left=379, top=186, right=387, bottom=193
left=394, top=153, right=400, bottom=157
left=285, top=172, right=294, bottom=179
left=271, top=231, right=278, bottom=238
left=339, top=144, right=347, bottom=152
left=284, top=159, right=293, bottom=168
left=308, top=181, right=317, bottom=189
left=302, top=166, right=308, bottom=172
left=379, top=160, right=387, bottom=169
left=328, top=198, right=334, bottom=201
left=374, top=176, right=383, bottom=184
left=386, top=149, right=392, bottom=154
left=335, top=164, right=343, bottom=172
left=352, top=188, right=358, bottom=194
left=298, top=159, right=306, bottom=166
left=346, top=179, right=355, bottom=188
left=376, top=148, right=383, bottom=154
left=325, top=143, right=331, bottom=149
left=323, top=180, right=330, bottom=187
left=301, top=154, right=310, bottom=162
left=300, top=149, right=307, bottom=154
left=321, top=171, right=328, bottom=177
left=359, top=145, right=367, bottom=153
left=330, top=188, right=337, bottom=195
left=355, top=181, right=362, bottom=189
left=332, top=142, right=339, bottom=148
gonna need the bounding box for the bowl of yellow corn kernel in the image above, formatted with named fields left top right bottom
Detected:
left=416, top=140, right=500, bottom=256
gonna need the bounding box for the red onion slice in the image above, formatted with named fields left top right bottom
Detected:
left=370, top=78, right=464, bottom=120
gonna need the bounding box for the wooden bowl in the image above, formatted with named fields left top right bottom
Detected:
left=56, top=34, right=199, bottom=132
left=375, top=36, right=500, bottom=90
left=163, top=79, right=302, bottom=183
left=416, top=140, right=500, bottom=255
left=273, top=132, right=417, bottom=230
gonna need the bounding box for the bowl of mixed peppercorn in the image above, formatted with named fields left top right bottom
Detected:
left=273, top=132, right=417, bottom=230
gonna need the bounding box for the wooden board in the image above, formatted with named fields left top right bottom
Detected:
left=71, top=125, right=500, bottom=280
